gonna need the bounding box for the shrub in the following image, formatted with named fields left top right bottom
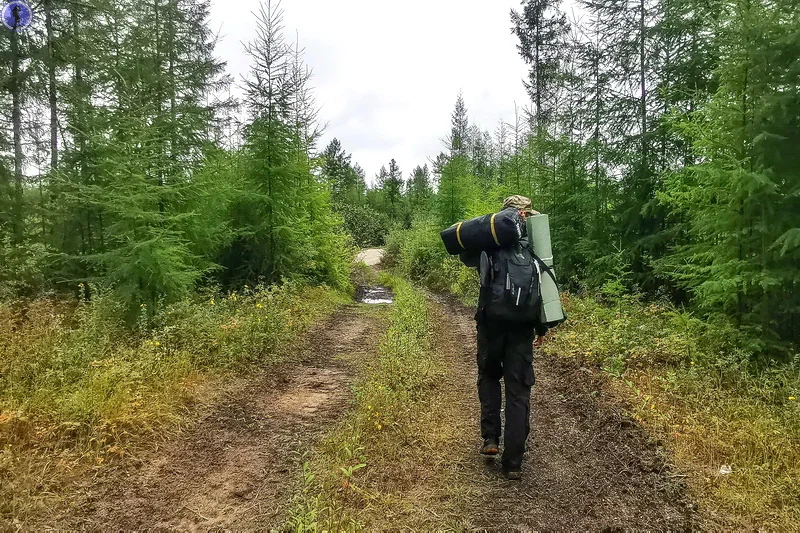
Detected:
left=385, top=221, right=478, bottom=304
left=0, top=238, right=51, bottom=299
left=338, top=204, right=391, bottom=247
left=0, top=283, right=345, bottom=444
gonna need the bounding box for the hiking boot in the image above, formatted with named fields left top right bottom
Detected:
left=502, top=467, right=522, bottom=480
left=480, top=439, right=499, bottom=456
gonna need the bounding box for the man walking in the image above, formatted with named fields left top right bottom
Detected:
left=461, top=195, right=548, bottom=480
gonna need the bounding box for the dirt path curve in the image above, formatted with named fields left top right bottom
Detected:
left=428, top=292, right=697, bottom=531
left=52, top=304, right=385, bottom=531
left=355, top=248, right=384, bottom=267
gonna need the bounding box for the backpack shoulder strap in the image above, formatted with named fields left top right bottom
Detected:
left=531, top=253, right=558, bottom=286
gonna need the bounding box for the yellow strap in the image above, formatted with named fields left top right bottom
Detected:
left=456, top=222, right=465, bottom=249
left=490, top=214, right=501, bottom=246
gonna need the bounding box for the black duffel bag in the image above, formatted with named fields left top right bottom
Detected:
left=441, top=208, right=524, bottom=255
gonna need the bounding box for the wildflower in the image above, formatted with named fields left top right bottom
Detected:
left=690, top=361, right=695, bottom=366
left=790, top=396, right=796, bottom=401
left=367, top=405, right=372, bottom=410
left=376, top=424, right=382, bottom=430
left=210, top=299, right=215, bottom=306
left=650, top=404, right=655, bottom=410
left=256, top=303, right=263, bottom=309
left=154, top=341, right=161, bottom=347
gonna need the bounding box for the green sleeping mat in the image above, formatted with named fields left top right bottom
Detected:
left=526, top=214, right=567, bottom=327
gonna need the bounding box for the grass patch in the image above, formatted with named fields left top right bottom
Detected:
left=0, top=282, right=347, bottom=523
left=385, top=223, right=800, bottom=530
left=287, top=274, right=473, bottom=531
left=545, top=293, right=800, bottom=530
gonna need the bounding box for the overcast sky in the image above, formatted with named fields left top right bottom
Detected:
left=209, top=0, right=530, bottom=183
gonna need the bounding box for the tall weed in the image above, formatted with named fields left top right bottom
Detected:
left=0, top=282, right=346, bottom=521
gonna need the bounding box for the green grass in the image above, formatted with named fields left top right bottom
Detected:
left=546, top=293, right=800, bottom=529
left=385, top=223, right=800, bottom=530
left=0, top=282, right=347, bottom=522
left=287, top=274, right=471, bottom=531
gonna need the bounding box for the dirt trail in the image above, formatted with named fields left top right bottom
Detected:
left=355, top=248, right=384, bottom=267
left=51, top=303, right=385, bottom=531
left=428, top=292, right=696, bottom=531
left=40, top=263, right=696, bottom=530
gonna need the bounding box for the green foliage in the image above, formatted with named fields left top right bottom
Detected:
left=221, top=1, right=354, bottom=292
left=656, top=0, right=800, bottom=346
left=0, top=284, right=345, bottom=429
left=0, top=0, right=354, bottom=319
left=437, top=155, right=475, bottom=226
left=0, top=238, right=51, bottom=299
left=322, top=138, right=365, bottom=209
left=44, top=0, right=231, bottom=315
left=339, top=204, right=391, bottom=247
left=377, top=0, right=799, bottom=349
left=367, top=159, right=410, bottom=228
left=407, top=164, right=433, bottom=214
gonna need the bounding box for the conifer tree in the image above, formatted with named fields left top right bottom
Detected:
left=408, top=164, right=432, bottom=212
left=322, top=138, right=363, bottom=209
left=660, top=0, right=800, bottom=343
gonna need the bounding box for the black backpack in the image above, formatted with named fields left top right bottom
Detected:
left=479, top=240, right=543, bottom=324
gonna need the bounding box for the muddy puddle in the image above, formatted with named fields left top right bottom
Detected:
left=357, top=286, right=394, bottom=304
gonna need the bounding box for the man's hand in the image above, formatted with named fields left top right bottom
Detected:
left=534, top=334, right=546, bottom=349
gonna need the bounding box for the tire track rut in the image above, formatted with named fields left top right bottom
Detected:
left=51, top=304, right=385, bottom=531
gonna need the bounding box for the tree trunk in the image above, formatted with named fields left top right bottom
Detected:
left=639, top=0, right=647, bottom=179
left=45, top=0, right=59, bottom=169
left=10, top=17, right=25, bottom=244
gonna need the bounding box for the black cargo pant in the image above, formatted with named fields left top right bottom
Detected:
left=476, top=315, right=536, bottom=470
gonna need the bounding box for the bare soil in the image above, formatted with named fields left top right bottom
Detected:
left=429, top=291, right=697, bottom=531
left=34, top=269, right=697, bottom=530
left=355, top=248, right=384, bottom=267
left=47, top=304, right=385, bottom=531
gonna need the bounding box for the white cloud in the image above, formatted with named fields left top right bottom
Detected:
left=209, top=0, right=530, bottom=183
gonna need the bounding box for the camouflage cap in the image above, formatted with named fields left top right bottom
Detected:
left=503, top=195, right=539, bottom=214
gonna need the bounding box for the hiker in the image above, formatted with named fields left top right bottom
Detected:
left=459, top=195, right=548, bottom=480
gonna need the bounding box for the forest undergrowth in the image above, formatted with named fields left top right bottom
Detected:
left=0, top=283, right=347, bottom=522
left=385, top=224, right=800, bottom=530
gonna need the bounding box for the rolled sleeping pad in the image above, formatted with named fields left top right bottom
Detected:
left=526, top=214, right=567, bottom=327
left=441, top=208, right=524, bottom=255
